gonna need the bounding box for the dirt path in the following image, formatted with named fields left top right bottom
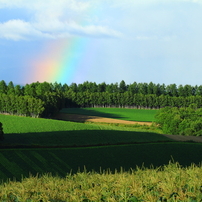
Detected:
left=161, top=134, right=202, bottom=143
left=54, top=113, right=152, bottom=126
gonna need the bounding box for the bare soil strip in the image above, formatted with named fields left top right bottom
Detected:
left=161, top=134, right=202, bottom=143
left=54, top=113, right=152, bottom=125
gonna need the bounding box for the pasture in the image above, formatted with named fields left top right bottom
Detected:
left=0, top=114, right=163, bottom=147
left=60, top=107, right=158, bottom=122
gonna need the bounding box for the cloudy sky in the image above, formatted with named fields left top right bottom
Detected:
left=0, top=0, right=202, bottom=86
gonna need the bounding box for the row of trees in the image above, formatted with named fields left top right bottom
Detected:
left=1, top=80, right=202, bottom=118
left=155, top=105, right=202, bottom=136
left=1, top=80, right=202, bottom=97
left=64, top=91, right=202, bottom=109
left=0, top=94, right=45, bottom=118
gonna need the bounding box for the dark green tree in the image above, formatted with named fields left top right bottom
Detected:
left=14, top=85, right=23, bottom=96
left=7, top=81, right=15, bottom=94
left=119, top=80, right=127, bottom=93
left=0, top=80, right=7, bottom=94
left=128, top=82, right=138, bottom=94
left=97, top=82, right=107, bottom=92
left=148, top=82, right=154, bottom=94
left=69, top=83, right=78, bottom=92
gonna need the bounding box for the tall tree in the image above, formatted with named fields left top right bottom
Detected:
left=0, top=80, right=7, bottom=94
left=36, top=82, right=52, bottom=97
left=14, top=85, right=22, bottom=96
left=119, top=80, right=127, bottom=93
left=7, top=81, right=15, bottom=94
left=128, top=82, right=138, bottom=94
left=178, top=85, right=185, bottom=97
left=97, top=82, right=107, bottom=92
left=69, top=83, right=78, bottom=92
left=148, top=82, right=154, bottom=94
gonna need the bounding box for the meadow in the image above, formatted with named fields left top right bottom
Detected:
left=0, top=114, right=163, bottom=147
left=60, top=108, right=158, bottom=122
left=0, top=108, right=202, bottom=201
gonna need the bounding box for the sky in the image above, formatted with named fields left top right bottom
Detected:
left=0, top=0, right=202, bottom=86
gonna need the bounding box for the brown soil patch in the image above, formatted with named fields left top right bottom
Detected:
left=54, top=113, right=152, bottom=126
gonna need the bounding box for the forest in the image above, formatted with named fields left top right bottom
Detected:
left=0, top=80, right=202, bottom=117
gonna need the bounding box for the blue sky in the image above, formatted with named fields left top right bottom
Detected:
left=0, top=0, right=202, bottom=86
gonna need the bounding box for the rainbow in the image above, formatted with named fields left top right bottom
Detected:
left=25, top=36, right=89, bottom=85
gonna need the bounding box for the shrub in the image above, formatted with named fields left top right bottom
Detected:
left=155, top=105, right=202, bottom=136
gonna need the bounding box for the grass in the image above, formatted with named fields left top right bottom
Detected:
left=0, top=114, right=99, bottom=134
left=60, top=107, right=158, bottom=122
left=0, top=142, right=202, bottom=182
left=0, top=114, right=164, bottom=147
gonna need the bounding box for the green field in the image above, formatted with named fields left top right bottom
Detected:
left=1, top=143, right=202, bottom=182
left=0, top=114, right=164, bottom=147
left=0, top=109, right=202, bottom=184
left=60, top=107, right=158, bottom=122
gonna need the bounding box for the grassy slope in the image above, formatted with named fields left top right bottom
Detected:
left=0, top=112, right=202, bottom=182
left=60, top=108, right=158, bottom=122
left=1, top=143, right=202, bottom=181
left=0, top=114, right=166, bottom=147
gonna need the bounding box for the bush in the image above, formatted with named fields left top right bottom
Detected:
left=155, top=105, right=202, bottom=136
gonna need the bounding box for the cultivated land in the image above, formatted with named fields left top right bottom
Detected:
left=0, top=108, right=202, bottom=201
left=60, top=107, right=157, bottom=122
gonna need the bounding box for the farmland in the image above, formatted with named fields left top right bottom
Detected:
left=0, top=108, right=202, bottom=201
left=60, top=108, right=158, bottom=122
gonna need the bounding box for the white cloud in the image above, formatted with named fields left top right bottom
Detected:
left=0, top=20, right=54, bottom=40
left=0, top=19, right=121, bottom=41
left=0, top=0, right=122, bottom=40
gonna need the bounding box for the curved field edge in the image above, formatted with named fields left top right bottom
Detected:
left=0, top=114, right=167, bottom=147
left=0, top=142, right=202, bottom=182
left=60, top=108, right=158, bottom=122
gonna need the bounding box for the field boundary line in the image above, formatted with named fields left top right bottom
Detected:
left=1, top=140, right=202, bottom=150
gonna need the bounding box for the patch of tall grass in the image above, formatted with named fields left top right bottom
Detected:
left=0, top=162, right=202, bottom=201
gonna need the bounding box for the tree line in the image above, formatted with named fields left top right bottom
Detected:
left=1, top=80, right=202, bottom=117
left=1, top=80, right=202, bottom=97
